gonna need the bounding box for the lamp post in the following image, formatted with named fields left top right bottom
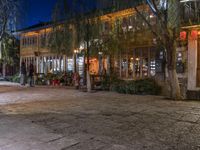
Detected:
left=98, top=51, right=103, bottom=75
left=74, top=49, right=78, bottom=73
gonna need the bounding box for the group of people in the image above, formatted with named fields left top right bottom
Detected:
left=20, top=62, right=34, bottom=87
left=20, top=61, right=84, bottom=89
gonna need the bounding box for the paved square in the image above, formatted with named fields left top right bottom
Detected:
left=0, top=86, right=200, bottom=150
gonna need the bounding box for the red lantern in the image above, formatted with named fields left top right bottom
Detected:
left=180, top=31, right=187, bottom=41
left=190, top=30, right=198, bottom=40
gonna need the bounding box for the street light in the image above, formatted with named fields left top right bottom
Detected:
left=74, top=49, right=79, bottom=73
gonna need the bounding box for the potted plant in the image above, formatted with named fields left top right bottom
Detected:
left=52, top=75, right=60, bottom=86
left=46, top=73, right=53, bottom=85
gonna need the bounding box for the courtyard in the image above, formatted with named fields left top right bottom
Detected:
left=0, top=85, right=200, bottom=150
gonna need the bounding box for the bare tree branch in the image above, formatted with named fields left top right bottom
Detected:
left=0, top=0, right=19, bottom=41
left=134, top=6, right=164, bottom=46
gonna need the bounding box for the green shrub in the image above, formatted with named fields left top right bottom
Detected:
left=111, top=79, right=127, bottom=93
left=101, top=75, right=111, bottom=91
left=103, top=77, right=161, bottom=95
left=11, top=73, right=20, bottom=83
left=134, top=79, right=161, bottom=95
left=35, top=78, right=46, bottom=85
left=35, top=74, right=47, bottom=85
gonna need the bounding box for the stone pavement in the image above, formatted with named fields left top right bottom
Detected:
left=0, top=81, right=20, bottom=87
left=0, top=86, right=200, bottom=150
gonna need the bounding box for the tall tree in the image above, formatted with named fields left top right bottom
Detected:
left=133, top=0, right=182, bottom=99
left=0, top=0, right=20, bottom=77
left=51, top=0, right=103, bottom=92
left=0, top=34, right=19, bottom=76
left=0, top=0, right=19, bottom=41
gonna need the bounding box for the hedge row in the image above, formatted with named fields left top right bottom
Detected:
left=102, top=77, right=161, bottom=95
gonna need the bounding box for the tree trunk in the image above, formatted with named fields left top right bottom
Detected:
left=86, top=19, right=92, bottom=92
left=86, top=70, right=91, bottom=92
left=86, top=53, right=91, bottom=92
left=168, top=69, right=181, bottom=99
left=166, top=39, right=182, bottom=100
left=86, top=40, right=91, bottom=92
left=2, top=63, right=6, bottom=77
left=107, top=56, right=110, bottom=76
left=0, top=41, right=2, bottom=59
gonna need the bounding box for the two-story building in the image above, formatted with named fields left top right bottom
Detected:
left=18, top=5, right=158, bottom=79
left=18, top=1, right=200, bottom=98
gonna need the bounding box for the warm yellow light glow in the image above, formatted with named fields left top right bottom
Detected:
left=39, top=28, right=52, bottom=34
left=74, top=49, right=78, bottom=53
left=181, top=25, right=200, bottom=29
left=22, top=32, right=38, bottom=37
left=100, top=5, right=149, bottom=21
left=136, top=58, right=140, bottom=61
left=150, top=15, right=154, bottom=18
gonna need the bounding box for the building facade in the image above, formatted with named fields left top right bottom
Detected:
left=19, top=6, right=159, bottom=78
left=19, top=1, right=200, bottom=94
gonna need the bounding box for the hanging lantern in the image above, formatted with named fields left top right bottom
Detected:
left=190, top=30, right=198, bottom=40
left=180, top=31, right=187, bottom=41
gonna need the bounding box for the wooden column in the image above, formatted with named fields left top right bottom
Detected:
left=107, top=56, right=111, bottom=76
left=148, top=48, right=151, bottom=77
left=133, top=49, right=136, bottom=79
left=119, top=51, right=122, bottom=78
left=41, top=56, right=43, bottom=73
left=63, top=55, right=66, bottom=73
left=197, top=38, right=200, bottom=87
left=44, top=56, right=47, bottom=75
left=66, top=56, right=68, bottom=72
left=98, top=54, right=102, bottom=75
left=20, top=57, right=22, bottom=71
left=126, top=50, right=128, bottom=78
left=33, top=57, right=36, bottom=73
left=52, top=56, right=55, bottom=73
left=74, top=54, right=76, bottom=73
left=36, top=57, right=39, bottom=73
left=54, top=56, right=56, bottom=73
left=59, top=56, right=62, bottom=72
left=140, top=49, right=143, bottom=79
left=25, top=57, right=28, bottom=70
left=28, top=57, right=31, bottom=68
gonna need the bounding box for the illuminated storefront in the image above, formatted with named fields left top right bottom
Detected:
left=118, top=47, right=156, bottom=79
left=18, top=0, right=200, bottom=96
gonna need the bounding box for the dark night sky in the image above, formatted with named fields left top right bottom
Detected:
left=25, top=0, right=57, bottom=27
left=24, top=0, right=97, bottom=28
left=21, top=0, right=137, bottom=29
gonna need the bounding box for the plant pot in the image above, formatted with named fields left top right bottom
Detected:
left=47, top=80, right=51, bottom=85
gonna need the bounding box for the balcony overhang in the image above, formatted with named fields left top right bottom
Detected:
left=181, top=24, right=200, bottom=29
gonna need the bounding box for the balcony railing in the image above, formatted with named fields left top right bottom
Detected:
left=180, top=0, right=200, bottom=26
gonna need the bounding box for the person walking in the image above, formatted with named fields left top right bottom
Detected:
left=73, top=72, right=80, bottom=89
left=20, top=62, right=26, bottom=86
left=28, top=63, right=34, bottom=87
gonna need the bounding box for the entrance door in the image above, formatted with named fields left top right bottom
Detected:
left=197, top=37, right=200, bottom=87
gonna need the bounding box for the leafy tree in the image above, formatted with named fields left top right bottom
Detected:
left=0, top=0, right=18, bottom=41
left=51, top=0, right=103, bottom=92
left=98, top=0, right=187, bottom=99
left=48, top=24, right=74, bottom=56
left=131, top=0, right=182, bottom=99
left=0, top=0, right=21, bottom=77
left=0, top=34, right=19, bottom=76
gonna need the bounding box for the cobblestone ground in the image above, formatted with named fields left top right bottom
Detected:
left=0, top=85, right=200, bottom=150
